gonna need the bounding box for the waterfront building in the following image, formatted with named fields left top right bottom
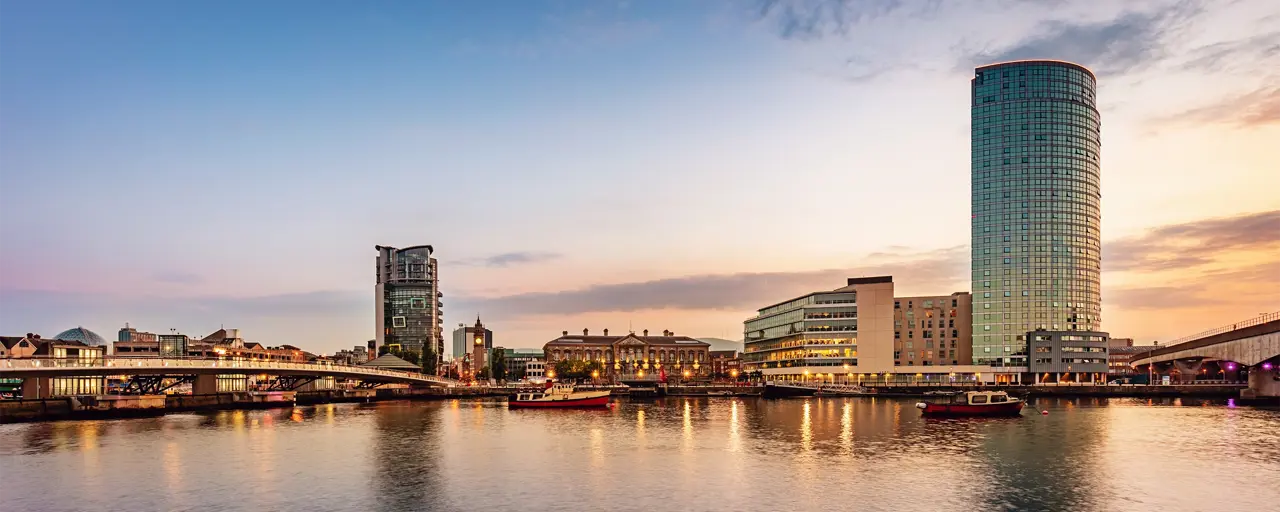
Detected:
left=1028, top=330, right=1109, bottom=383
left=52, top=327, right=108, bottom=347
left=894, top=293, right=973, bottom=367
left=971, top=60, right=1102, bottom=369
left=709, top=350, right=742, bottom=380
left=361, top=353, right=422, bottom=373
left=375, top=245, right=444, bottom=366
left=118, top=324, right=158, bottom=343
left=7, top=337, right=107, bottom=398
left=524, top=360, right=546, bottom=382
left=112, top=328, right=311, bottom=362
left=0, top=335, right=39, bottom=358
left=745, top=277, right=1023, bottom=384
left=453, top=317, right=493, bottom=361
left=493, top=347, right=545, bottom=380
left=1108, top=340, right=1160, bottom=377
left=543, top=329, right=711, bottom=381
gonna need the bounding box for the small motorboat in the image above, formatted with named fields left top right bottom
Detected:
left=916, top=390, right=1025, bottom=417
left=509, top=382, right=610, bottom=408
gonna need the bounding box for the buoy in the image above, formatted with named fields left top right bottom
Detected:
left=1041, top=410, right=1049, bottom=415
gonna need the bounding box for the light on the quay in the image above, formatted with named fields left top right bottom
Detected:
left=1263, top=362, right=1275, bottom=371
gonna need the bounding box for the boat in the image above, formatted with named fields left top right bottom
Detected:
left=508, top=382, right=611, bottom=408
left=762, top=381, right=818, bottom=398
left=706, top=390, right=734, bottom=396
left=915, top=390, right=1025, bottom=417
left=815, top=384, right=870, bottom=396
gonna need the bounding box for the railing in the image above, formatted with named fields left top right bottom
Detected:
left=1163, top=311, right=1280, bottom=347
left=0, top=357, right=458, bottom=386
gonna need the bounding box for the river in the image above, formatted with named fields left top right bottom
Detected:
left=1, top=397, right=1277, bottom=512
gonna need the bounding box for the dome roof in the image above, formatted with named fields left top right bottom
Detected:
left=53, top=327, right=108, bottom=346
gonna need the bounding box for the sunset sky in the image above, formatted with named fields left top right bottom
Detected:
left=2, top=0, right=1278, bottom=355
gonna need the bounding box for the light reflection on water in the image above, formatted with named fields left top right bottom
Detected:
left=0, top=397, right=1277, bottom=512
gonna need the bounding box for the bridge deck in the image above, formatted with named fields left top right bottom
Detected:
left=0, top=357, right=458, bottom=387
left=1131, top=314, right=1280, bottom=367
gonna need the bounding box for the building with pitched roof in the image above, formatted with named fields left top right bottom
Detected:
left=544, top=328, right=711, bottom=382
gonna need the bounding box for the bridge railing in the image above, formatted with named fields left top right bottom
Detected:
left=1162, top=310, right=1280, bottom=347
left=0, top=357, right=457, bottom=386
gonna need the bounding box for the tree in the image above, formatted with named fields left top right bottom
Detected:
left=477, top=366, right=491, bottom=380
left=378, top=345, right=390, bottom=356
left=398, top=349, right=420, bottom=365
left=422, top=347, right=438, bottom=375
left=491, top=353, right=507, bottom=382
left=552, top=359, right=604, bottom=380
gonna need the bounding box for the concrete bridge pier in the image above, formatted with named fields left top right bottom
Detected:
left=1243, top=365, right=1280, bottom=398
left=1173, top=359, right=1204, bottom=383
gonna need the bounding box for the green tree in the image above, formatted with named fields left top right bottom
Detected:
left=378, top=345, right=390, bottom=356
left=421, top=347, right=438, bottom=375
left=491, top=353, right=507, bottom=382
left=552, top=359, right=604, bottom=380
left=398, top=349, right=420, bottom=365
left=477, top=366, right=491, bottom=380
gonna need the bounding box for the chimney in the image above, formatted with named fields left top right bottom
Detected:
left=604, top=328, right=609, bottom=336
left=643, top=329, right=648, bottom=336
left=662, top=330, right=670, bottom=336
left=583, top=328, right=589, bottom=336
left=562, top=330, right=568, bottom=336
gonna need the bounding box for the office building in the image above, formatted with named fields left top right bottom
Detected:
left=971, top=60, right=1102, bottom=368
left=452, top=317, right=493, bottom=361
left=492, top=347, right=545, bottom=379
left=893, top=293, right=973, bottom=367
left=375, top=245, right=444, bottom=367
left=745, top=277, right=1023, bottom=384
left=118, top=324, right=158, bottom=343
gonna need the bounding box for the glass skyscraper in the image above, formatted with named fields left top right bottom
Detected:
left=970, top=60, right=1102, bottom=367
left=375, top=245, right=443, bottom=367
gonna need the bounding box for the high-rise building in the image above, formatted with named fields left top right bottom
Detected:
left=375, top=245, right=443, bottom=367
left=971, top=60, right=1102, bottom=368
left=451, top=318, right=493, bottom=361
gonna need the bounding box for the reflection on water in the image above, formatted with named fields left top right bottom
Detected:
left=1, top=397, right=1277, bottom=512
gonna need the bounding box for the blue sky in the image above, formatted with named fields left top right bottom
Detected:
left=3, top=0, right=1278, bottom=355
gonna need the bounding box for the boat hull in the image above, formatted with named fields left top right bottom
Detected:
left=919, top=401, right=1024, bottom=417
left=763, top=384, right=818, bottom=399
left=508, top=395, right=610, bottom=408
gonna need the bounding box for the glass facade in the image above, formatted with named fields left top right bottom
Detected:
left=743, top=291, right=859, bottom=370
left=377, top=245, right=442, bottom=362
left=971, top=60, right=1102, bottom=367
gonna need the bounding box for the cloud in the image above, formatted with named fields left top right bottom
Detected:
left=451, top=251, right=562, bottom=268
left=453, top=247, right=968, bottom=317
left=1176, top=31, right=1280, bottom=73
left=152, top=271, right=203, bottom=285
left=963, top=3, right=1200, bottom=76
left=1153, top=85, right=1280, bottom=128
left=1105, top=210, right=1280, bottom=272
left=1106, top=259, right=1280, bottom=310
left=753, top=0, right=933, bottom=41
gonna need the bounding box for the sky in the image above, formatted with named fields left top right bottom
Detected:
left=2, top=0, right=1278, bottom=356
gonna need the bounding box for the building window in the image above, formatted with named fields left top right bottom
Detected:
left=392, top=316, right=407, bottom=328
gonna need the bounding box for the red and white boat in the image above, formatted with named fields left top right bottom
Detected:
left=916, top=390, right=1025, bottom=417
left=509, top=382, right=610, bottom=408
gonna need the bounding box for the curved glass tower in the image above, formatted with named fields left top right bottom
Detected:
left=970, top=60, right=1101, bottom=367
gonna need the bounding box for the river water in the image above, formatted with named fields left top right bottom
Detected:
left=1, top=397, right=1277, bottom=512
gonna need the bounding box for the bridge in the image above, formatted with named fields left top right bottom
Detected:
left=1130, top=311, right=1280, bottom=399
left=0, top=357, right=458, bottom=398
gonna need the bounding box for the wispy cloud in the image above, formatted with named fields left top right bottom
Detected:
left=1106, top=210, right=1280, bottom=272
left=1176, top=30, right=1280, bottom=73
left=451, top=251, right=563, bottom=268
left=753, top=0, right=929, bottom=41
left=1153, top=85, right=1280, bottom=128
left=963, top=3, right=1201, bottom=76
left=453, top=247, right=968, bottom=317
